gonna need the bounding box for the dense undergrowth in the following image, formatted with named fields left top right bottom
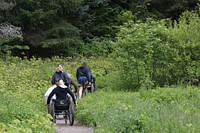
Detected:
left=0, top=55, right=199, bottom=132
left=0, top=55, right=112, bottom=132
left=77, top=87, right=200, bottom=133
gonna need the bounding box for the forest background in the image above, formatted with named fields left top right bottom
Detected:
left=0, top=0, right=200, bottom=132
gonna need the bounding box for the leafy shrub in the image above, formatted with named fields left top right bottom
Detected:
left=168, top=8, right=200, bottom=81
left=83, top=37, right=115, bottom=57
left=111, top=8, right=200, bottom=90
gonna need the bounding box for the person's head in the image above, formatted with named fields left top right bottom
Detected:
left=56, top=64, right=63, bottom=72
left=81, top=62, right=87, bottom=67
left=55, top=78, right=65, bottom=86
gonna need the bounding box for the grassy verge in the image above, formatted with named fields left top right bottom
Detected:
left=76, top=87, right=200, bottom=133
left=1, top=55, right=199, bottom=132
left=0, top=55, right=112, bottom=132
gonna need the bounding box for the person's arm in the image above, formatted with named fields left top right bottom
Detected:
left=86, top=68, right=91, bottom=82
left=63, top=72, right=70, bottom=86
left=76, top=68, right=79, bottom=81
left=44, top=85, right=56, bottom=97
left=66, top=88, right=77, bottom=105
left=47, top=89, right=56, bottom=105
left=70, top=80, right=78, bottom=92
left=51, top=73, right=56, bottom=85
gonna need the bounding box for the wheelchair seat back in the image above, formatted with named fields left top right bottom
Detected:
left=53, top=99, right=70, bottom=110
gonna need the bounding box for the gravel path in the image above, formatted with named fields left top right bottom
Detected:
left=54, top=119, right=94, bottom=133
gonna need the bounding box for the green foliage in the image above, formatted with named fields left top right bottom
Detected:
left=76, top=86, right=200, bottom=133
left=83, top=37, right=115, bottom=57
left=168, top=8, right=200, bottom=79
left=0, top=54, right=199, bottom=132
left=25, top=22, right=85, bottom=57
left=0, top=57, right=55, bottom=132
left=112, top=20, right=179, bottom=90
left=71, top=0, right=122, bottom=38
left=14, top=0, right=82, bottom=31
left=0, top=55, right=114, bottom=132
left=111, top=8, right=200, bottom=90
left=1, top=0, right=199, bottom=58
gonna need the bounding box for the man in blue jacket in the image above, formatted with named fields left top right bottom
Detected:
left=52, top=64, right=70, bottom=86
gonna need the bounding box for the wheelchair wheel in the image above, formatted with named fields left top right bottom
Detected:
left=64, top=111, right=68, bottom=124
left=90, top=83, right=95, bottom=93
left=68, top=101, right=74, bottom=126
left=82, top=87, right=88, bottom=97
left=52, top=101, right=56, bottom=123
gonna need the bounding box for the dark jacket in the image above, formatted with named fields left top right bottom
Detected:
left=51, top=71, right=70, bottom=85
left=47, top=85, right=76, bottom=105
left=76, top=66, right=91, bottom=82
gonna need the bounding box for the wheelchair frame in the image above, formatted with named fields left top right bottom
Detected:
left=50, top=98, right=74, bottom=126
left=82, top=82, right=95, bottom=97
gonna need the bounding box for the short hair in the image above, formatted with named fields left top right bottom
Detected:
left=57, top=64, right=62, bottom=68
left=55, top=78, right=62, bottom=82
left=81, top=62, right=87, bottom=67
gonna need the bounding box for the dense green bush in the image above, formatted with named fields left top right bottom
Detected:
left=0, top=57, right=55, bottom=132
left=83, top=37, right=115, bottom=57
left=111, top=8, right=200, bottom=90
left=168, top=9, right=200, bottom=80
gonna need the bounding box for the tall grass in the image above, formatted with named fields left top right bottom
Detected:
left=76, top=87, right=200, bottom=133
left=1, top=55, right=199, bottom=132
left=0, top=55, right=112, bottom=132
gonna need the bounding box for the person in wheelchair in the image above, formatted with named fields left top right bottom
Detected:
left=45, top=64, right=78, bottom=103
left=46, top=79, right=78, bottom=112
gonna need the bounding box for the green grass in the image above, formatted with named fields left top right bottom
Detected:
left=0, top=55, right=112, bottom=132
left=76, top=87, right=200, bottom=133
left=0, top=55, right=199, bottom=133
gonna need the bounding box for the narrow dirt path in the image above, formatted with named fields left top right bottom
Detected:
left=54, top=119, right=94, bottom=133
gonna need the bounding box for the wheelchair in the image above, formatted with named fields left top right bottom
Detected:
left=82, top=81, right=95, bottom=97
left=50, top=96, right=74, bottom=126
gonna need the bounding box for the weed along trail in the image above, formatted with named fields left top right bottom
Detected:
left=54, top=119, right=94, bottom=133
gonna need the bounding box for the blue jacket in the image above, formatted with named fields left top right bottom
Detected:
left=51, top=71, right=70, bottom=85
left=76, top=66, right=91, bottom=82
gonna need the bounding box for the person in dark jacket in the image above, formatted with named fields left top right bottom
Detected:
left=46, top=79, right=78, bottom=108
left=76, top=62, right=91, bottom=99
left=51, top=64, right=70, bottom=86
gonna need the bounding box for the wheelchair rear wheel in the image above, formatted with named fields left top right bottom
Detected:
left=52, top=102, right=56, bottom=123
left=68, top=101, right=74, bottom=126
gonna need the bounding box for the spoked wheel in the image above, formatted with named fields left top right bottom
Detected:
left=82, top=87, right=88, bottom=97
left=91, top=84, right=95, bottom=93
left=68, top=102, right=74, bottom=126
left=52, top=101, right=56, bottom=123
left=64, top=111, right=68, bottom=124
